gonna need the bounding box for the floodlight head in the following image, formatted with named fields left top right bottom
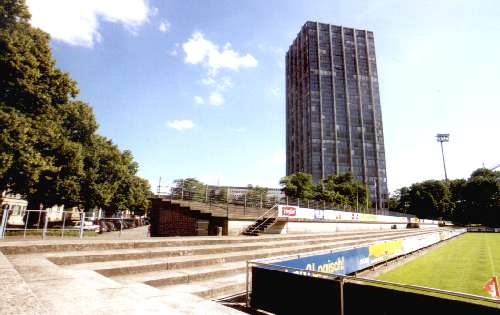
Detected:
left=436, top=133, right=449, bottom=142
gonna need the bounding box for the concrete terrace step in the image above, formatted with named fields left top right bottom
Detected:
left=7, top=255, right=244, bottom=315
left=64, top=229, right=437, bottom=277
left=0, top=231, right=414, bottom=255
left=45, top=229, right=433, bottom=265
left=0, top=252, right=47, bottom=315
left=161, top=274, right=247, bottom=299
left=53, top=229, right=424, bottom=268
left=153, top=229, right=449, bottom=299
left=99, top=230, right=440, bottom=294
left=112, top=261, right=247, bottom=287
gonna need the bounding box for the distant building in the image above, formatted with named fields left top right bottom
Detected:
left=286, top=21, right=388, bottom=208
left=0, top=191, right=28, bottom=225
left=208, top=186, right=284, bottom=202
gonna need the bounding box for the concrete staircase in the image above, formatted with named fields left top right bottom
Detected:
left=2, top=228, right=450, bottom=302
left=242, top=218, right=278, bottom=236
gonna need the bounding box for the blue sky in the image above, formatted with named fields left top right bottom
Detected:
left=27, top=0, right=500, bottom=193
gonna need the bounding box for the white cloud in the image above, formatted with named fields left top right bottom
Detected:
left=182, top=32, right=257, bottom=75
left=209, top=92, right=224, bottom=106
left=182, top=32, right=256, bottom=107
left=166, top=120, right=194, bottom=130
left=159, top=20, right=170, bottom=33
left=271, top=87, right=280, bottom=96
left=26, top=0, right=151, bottom=47
left=201, top=76, right=233, bottom=91
left=194, top=96, right=204, bottom=104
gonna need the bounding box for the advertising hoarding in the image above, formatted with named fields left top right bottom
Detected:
left=271, top=247, right=370, bottom=276
left=277, top=205, right=408, bottom=223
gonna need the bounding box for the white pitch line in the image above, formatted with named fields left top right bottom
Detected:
left=485, top=234, right=496, bottom=277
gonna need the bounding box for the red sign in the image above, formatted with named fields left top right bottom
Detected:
left=281, top=206, right=297, bottom=216
left=483, top=276, right=500, bottom=299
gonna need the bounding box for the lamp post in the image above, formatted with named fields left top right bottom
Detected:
left=436, top=133, right=450, bottom=181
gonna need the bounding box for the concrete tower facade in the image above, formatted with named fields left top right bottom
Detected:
left=286, top=21, right=388, bottom=208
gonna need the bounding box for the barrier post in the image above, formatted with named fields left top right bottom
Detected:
left=226, top=189, right=229, bottom=218
left=181, top=179, right=184, bottom=200
left=61, top=212, right=66, bottom=238
left=119, top=213, right=124, bottom=238
left=23, top=210, right=29, bottom=239
left=79, top=211, right=84, bottom=239
left=245, top=261, right=250, bottom=308
left=0, top=209, right=8, bottom=239
left=339, top=277, right=345, bottom=315
left=42, top=210, right=49, bottom=239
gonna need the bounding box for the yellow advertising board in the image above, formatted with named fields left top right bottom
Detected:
left=369, top=240, right=403, bottom=258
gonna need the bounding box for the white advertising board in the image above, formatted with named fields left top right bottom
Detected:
left=277, top=205, right=409, bottom=223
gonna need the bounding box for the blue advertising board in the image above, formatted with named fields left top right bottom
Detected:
left=271, top=247, right=370, bottom=276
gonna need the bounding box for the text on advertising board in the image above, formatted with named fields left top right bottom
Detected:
left=281, top=206, right=296, bottom=216
left=272, top=247, right=370, bottom=276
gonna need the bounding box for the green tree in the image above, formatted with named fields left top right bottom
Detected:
left=246, top=185, right=268, bottom=206
left=79, top=136, right=121, bottom=212
left=0, top=1, right=152, bottom=217
left=390, top=169, right=499, bottom=225
left=408, top=180, right=452, bottom=219
left=0, top=0, right=80, bottom=202
left=389, top=187, right=411, bottom=213
left=174, top=178, right=206, bottom=201
left=319, top=173, right=369, bottom=209
left=0, top=0, right=77, bottom=115
left=107, top=150, right=151, bottom=216
left=462, top=169, right=500, bottom=226
left=280, top=172, right=315, bottom=199
left=391, top=180, right=453, bottom=220
left=0, top=108, right=55, bottom=195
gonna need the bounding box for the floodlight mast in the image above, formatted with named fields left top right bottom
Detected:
left=436, top=134, right=450, bottom=181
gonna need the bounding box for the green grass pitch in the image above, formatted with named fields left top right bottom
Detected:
left=376, top=233, right=500, bottom=300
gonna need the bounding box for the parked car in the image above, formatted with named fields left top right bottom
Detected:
left=74, top=220, right=100, bottom=233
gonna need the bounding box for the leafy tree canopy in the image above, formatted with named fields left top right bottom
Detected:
left=390, top=168, right=500, bottom=226
left=0, top=0, right=151, bottom=215
left=279, top=172, right=315, bottom=199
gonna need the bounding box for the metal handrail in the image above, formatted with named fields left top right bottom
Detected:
left=246, top=204, right=279, bottom=234
left=0, top=208, right=144, bottom=240
left=167, top=187, right=418, bottom=220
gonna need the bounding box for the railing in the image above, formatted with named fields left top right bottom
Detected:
left=246, top=261, right=500, bottom=314
left=246, top=204, right=279, bottom=234
left=0, top=209, right=145, bottom=240
left=160, top=186, right=416, bottom=219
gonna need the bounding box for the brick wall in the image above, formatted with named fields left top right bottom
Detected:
left=150, top=199, right=196, bottom=236
left=150, top=198, right=228, bottom=237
